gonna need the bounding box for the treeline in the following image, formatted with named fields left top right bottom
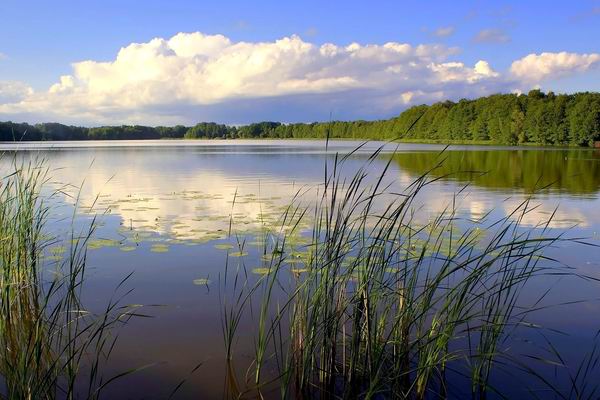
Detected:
left=1, top=90, right=599, bottom=146
left=393, top=149, right=600, bottom=194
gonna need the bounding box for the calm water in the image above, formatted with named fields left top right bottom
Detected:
left=1, top=140, right=600, bottom=398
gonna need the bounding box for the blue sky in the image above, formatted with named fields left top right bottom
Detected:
left=1, top=0, right=599, bottom=125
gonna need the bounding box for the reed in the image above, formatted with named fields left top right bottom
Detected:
left=220, top=144, right=597, bottom=399
left=0, top=159, right=137, bottom=399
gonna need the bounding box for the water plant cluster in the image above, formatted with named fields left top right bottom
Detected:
left=220, top=147, right=600, bottom=399
left=0, top=161, right=141, bottom=399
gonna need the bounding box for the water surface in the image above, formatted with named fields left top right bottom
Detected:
left=1, top=140, right=599, bottom=398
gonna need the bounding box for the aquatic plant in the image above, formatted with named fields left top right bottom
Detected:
left=0, top=160, right=140, bottom=399
left=219, top=143, right=599, bottom=399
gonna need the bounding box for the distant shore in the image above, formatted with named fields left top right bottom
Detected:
left=2, top=90, right=599, bottom=147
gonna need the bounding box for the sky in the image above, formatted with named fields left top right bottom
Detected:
left=0, top=0, right=599, bottom=126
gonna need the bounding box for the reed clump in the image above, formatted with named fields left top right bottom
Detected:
left=221, top=146, right=597, bottom=399
left=0, top=160, right=134, bottom=399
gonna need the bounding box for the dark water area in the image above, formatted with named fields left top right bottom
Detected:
left=1, top=140, right=599, bottom=399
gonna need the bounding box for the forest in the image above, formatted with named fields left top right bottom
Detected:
left=1, top=90, right=599, bottom=146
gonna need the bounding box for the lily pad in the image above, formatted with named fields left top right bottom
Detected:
left=252, top=267, right=272, bottom=275
left=88, top=238, right=120, bottom=250
left=49, top=246, right=66, bottom=255
left=150, top=244, right=169, bottom=253
left=290, top=268, right=309, bottom=274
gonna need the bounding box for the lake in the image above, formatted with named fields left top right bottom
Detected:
left=1, top=140, right=599, bottom=399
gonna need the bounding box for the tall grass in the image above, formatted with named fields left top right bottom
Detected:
left=220, top=145, right=598, bottom=399
left=0, top=159, right=136, bottom=399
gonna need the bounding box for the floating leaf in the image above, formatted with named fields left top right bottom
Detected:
left=252, top=267, right=272, bottom=275
left=150, top=244, right=169, bottom=253
left=290, top=268, right=309, bottom=274
left=214, top=243, right=234, bottom=250
left=49, top=246, right=66, bottom=255
left=261, top=254, right=275, bottom=262
left=88, top=238, right=120, bottom=250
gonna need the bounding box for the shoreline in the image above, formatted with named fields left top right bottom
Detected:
left=0, top=137, right=596, bottom=151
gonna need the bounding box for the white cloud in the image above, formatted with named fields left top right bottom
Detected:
left=510, top=52, right=600, bottom=83
left=0, top=81, right=34, bottom=104
left=0, top=32, right=597, bottom=125
left=473, top=28, right=510, bottom=44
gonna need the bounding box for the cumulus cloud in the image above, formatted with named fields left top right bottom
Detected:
left=510, top=52, right=600, bottom=82
left=0, top=32, right=506, bottom=124
left=433, top=26, right=455, bottom=38
left=473, top=28, right=510, bottom=44
left=0, top=32, right=597, bottom=125
left=44, top=33, right=466, bottom=106
left=0, top=81, right=34, bottom=104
